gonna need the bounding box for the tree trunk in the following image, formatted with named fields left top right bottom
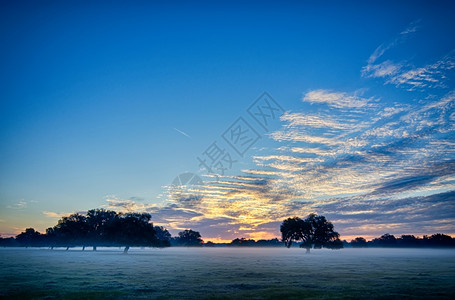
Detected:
left=306, top=247, right=310, bottom=254
left=66, top=246, right=69, bottom=251
left=93, top=246, right=97, bottom=251
left=123, top=246, right=130, bottom=254
left=82, top=246, right=85, bottom=251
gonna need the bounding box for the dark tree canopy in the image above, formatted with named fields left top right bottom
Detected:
left=42, top=209, right=169, bottom=250
left=15, top=228, right=45, bottom=247
left=154, top=226, right=172, bottom=242
left=204, top=241, right=216, bottom=247
left=280, top=214, right=342, bottom=252
left=176, top=229, right=203, bottom=246
left=114, top=213, right=158, bottom=248
left=230, top=238, right=256, bottom=247
left=351, top=237, right=368, bottom=248
left=6, top=208, right=455, bottom=250
left=425, top=233, right=454, bottom=246
left=371, top=233, right=397, bottom=247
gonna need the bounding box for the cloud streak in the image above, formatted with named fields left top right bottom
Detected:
left=303, top=90, right=373, bottom=109
left=153, top=87, right=455, bottom=240
left=362, top=21, right=455, bottom=91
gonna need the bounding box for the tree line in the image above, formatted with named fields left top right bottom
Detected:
left=0, top=209, right=204, bottom=252
left=349, top=233, right=455, bottom=248
left=1, top=211, right=454, bottom=250
left=279, top=214, right=455, bottom=249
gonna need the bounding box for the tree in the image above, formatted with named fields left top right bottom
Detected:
left=16, top=228, right=44, bottom=247
left=114, top=213, right=158, bottom=253
left=280, top=214, right=340, bottom=252
left=0, top=236, right=17, bottom=247
left=426, top=233, right=454, bottom=247
left=86, top=209, right=118, bottom=250
left=230, top=238, right=255, bottom=246
left=205, top=241, right=215, bottom=247
left=398, top=235, right=420, bottom=247
left=154, top=226, right=171, bottom=242
left=45, top=209, right=168, bottom=251
left=255, top=238, right=282, bottom=247
left=351, top=237, right=368, bottom=247
left=324, top=238, right=344, bottom=250
left=176, top=229, right=203, bottom=246
left=372, top=233, right=397, bottom=247
left=280, top=217, right=307, bottom=248
left=51, top=213, right=90, bottom=249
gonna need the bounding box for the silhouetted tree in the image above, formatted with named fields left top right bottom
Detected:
left=176, top=229, right=203, bottom=246
left=351, top=237, right=368, bottom=247
left=255, top=238, right=282, bottom=247
left=0, top=236, right=17, bottom=247
left=280, top=217, right=307, bottom=248
left=205, top=241, right=215, bottom=247
left=86, top=209, right=118, bottom=250
left=372, top=233, right=397, bottom=247
left=230, top=238, right=256, bottom=246
left=426, top=233, right=454, bottom=247
left=16, top=228, right=44, bottom=247
left=397, top=235, right=420, bottom=247
left=281, top=214, right=340, bottom=252
left=114, top=213, right=158, bottom=252
left=40, top=209, right=169, bottom=251
left=154, top=226, right=171, bottom=242
left=324, top=238, right=344, bottom=249
left=51, top=213, right=90, bottom=249
left=45, top=227, right=58, bottom=249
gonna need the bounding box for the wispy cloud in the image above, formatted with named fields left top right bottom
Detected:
left=362, top=20, right=455, bottom=91
left=43, top=211, right=64, bottom=218
left=108, top=86, right=455, bottom=240
left=303, top=90, right=372, bottom=109
left=158, top=88, right=455, bottom=239
left=366, top=20, right=420, bottom=65
left=386, top=52, right=455, bottom=90
left=7, top=200, right=28, bottom=210
left=105, top=195, right=160, bottom=212
left=362, top=60, right=402, bottom=78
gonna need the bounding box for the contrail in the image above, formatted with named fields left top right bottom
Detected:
left=174, top=128, right=192, bottom=139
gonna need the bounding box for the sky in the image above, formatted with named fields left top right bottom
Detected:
left=1, top=1, right=454, bottom=242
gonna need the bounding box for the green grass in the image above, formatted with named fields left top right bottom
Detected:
left=1, top=247, right=454, bottom=299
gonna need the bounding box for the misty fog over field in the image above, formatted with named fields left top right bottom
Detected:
left=1, top=247, right=454, bottom=299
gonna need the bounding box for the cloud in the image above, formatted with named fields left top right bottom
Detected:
left=42, top=211, right=64, bottom=218
left=7, top=200, right=28, bottom=210
left=281, top=112, right=353, bottom=130
left=303, top=90, right=372, bottom=109
left=270, top=130, right=344, bottom=146
left=362, top=60, right=402, bottom=78
left=366, top=20, right=420, bottom=64
left=362, top=20, right=454, bottom=91
left=115, top=87, right=455, bottom=241
left=317, top=191, right=455, bottom=238
left=105, top=195, right=159, bottom=212
left=386, top=52, right=455, bottom=90
left=262, top=89, right=454, bottom=235
left=370, top=160, right=455, bottom=196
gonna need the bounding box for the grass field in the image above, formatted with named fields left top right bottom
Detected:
left=1, top=247, right=454, bottom=299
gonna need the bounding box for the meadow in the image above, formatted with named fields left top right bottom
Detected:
left=1, top=247, right=454, bottom=299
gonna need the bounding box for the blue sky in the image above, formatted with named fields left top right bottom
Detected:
left=1, top=1, right=454, bottom=241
